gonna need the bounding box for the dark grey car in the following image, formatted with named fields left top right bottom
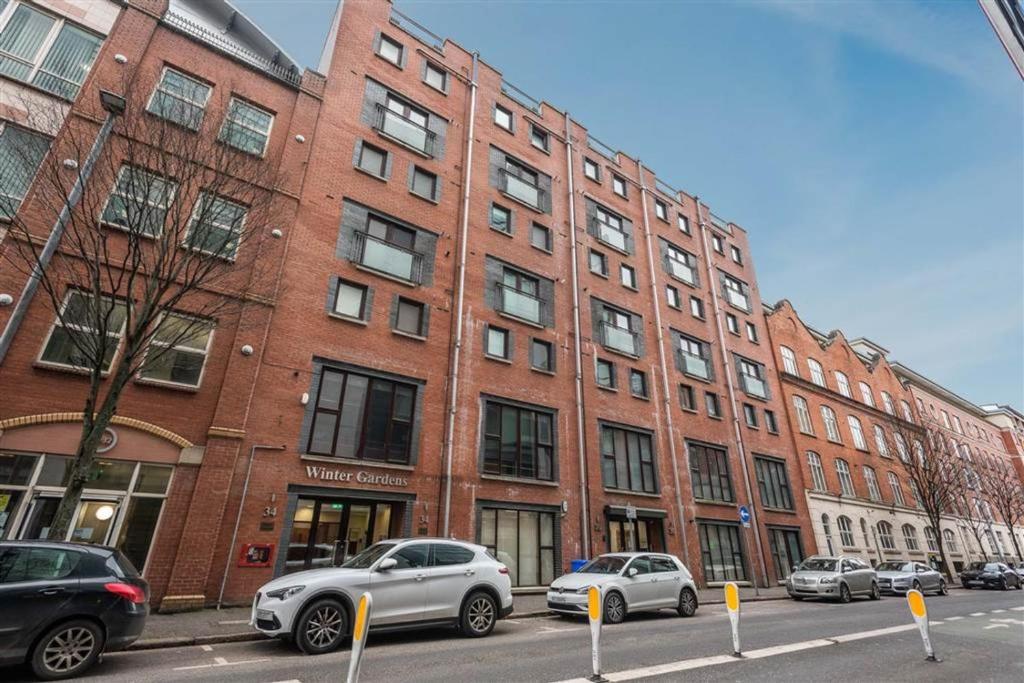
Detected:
left=875, top=561, right=947, bottom=595
left=787, top=555, right=880, bottom=603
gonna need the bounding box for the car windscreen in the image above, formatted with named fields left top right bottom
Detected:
left=579, top=556, right=627, bottom=574
left=966, top=562, right=986, bottom=570
left=341, top=542, right=395, bottom=569
left=798, top=558, right=837, bottom=572
left=984, top=563, right=1002, bottom=572
left=876, top=562, right=914, bottom=572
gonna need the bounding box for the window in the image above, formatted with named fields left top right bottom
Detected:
left=376, top=33, right=404, bottom=65
left=358, top=214, right=421, bottom=282
left=356, top=141, right=388, bottom=177
left=711, top=233, right=724, bottom=254
left=101, top=166, right=176, bottom=237
left=887, top=472, right=905, bottom=506
left=902, top=524, right=919, bottom=551
left=847, top=416, right=867, bottom=450
left=482, top=401, right=554, bottom=481
left=378, top=94, right=433, bottom=155
left=924, top=527, right=938, bottom=552
left=479, top=508, right=555, bottom=587
left=0, top=546, right=81, bottom=583
left=184, top=193, right=246, bottom=259
left=432, top=543, right=474, bottom=567
left=596, top=359, right=615, bottom=389
left=743, top=404, right=758, bottom=428
left=874, top=425, right=890, bottom=457
left=424, top=61, right=447, bottom=91
left=807, top=452, right=827, bottom=491
left=583, top=157, right=600, bottom=181
left=0, top=3, right=101, bottom=98
left=530, top=338, right=553, bottom=372
left=859, top=382, right=875, bottom=407
left=597, top=305, right=638, bottom=356
left=699, top=522, right=746, bottom=582
left=745, top=322, right=758, bottom=343
left=881, top=391, right=895, bottom=415
left=689, top=442, right=733, bottom=502
left=909, top=480, right=923, bottom=508
left=837, top=516, right=854, bottom=547
left=497, top=267, right=542, bottom=324
left=666, top=285, right=681, bottom=309
left=394, top=298, right=425, bottom=336
left=821, top=405, right=841, bottom=442
left=765, top=409, right=779, bottom=434
left=494, top=104, right=513, bottom=131
left=486, top=326, right=510, bottom=360
left=629, top=369, right=648, bottom=398
left=678, top=335, right=713, bottom=380
left=836, top=459, right=855, bottom=496
left=726, top=313, right=739, bottom=335
left=589, top=249, right=608, bottom=276
left=594, top=204, right=628, bottom=251
left=410, top=166, right=438, bottom=201
left=333, top=279, right=368, bottom=320
left=835, top=371, right=851, bottom=398
left=654, top=199, right=668, bottom=221
left=530, top=223, right=551, bottom=252
left=219, top=98, right=273, bottom=156
left=147, top=68, right=211, bottom=130
left=794, top=396, right=814, bottom=434
left=721, top=273, right=750, bottom=311
left=754, top=456, right=793, bottom=511
left=529, top=123, right=549, bottom=152
left=877, top=522, right=896, bottom=550
left=138, top=314, right=213, bottom=387
left=780, top=346, right=798, bottom=375
left=620, top=264, right=637, bottom=289
left=600, top=424, right=656, bottom=493
left=689, top=296, right=703, bottom=319
left=900, top=400, right=914, bottom=423
left=807, top=359, right=826, bottom=387
left=730, top=245, right=743, bottom=264
left=665, top=243, right=698, bottom=285
left=677, top=214, right=690, bottom=234
left=390, top=544, right=428, bottom=569
left=952, top=415, right=963, bottom=434
left=500, top=158, right=542, bottom=209
left=40, top=291, right=126, bottom=373
left=894, top=433, right=909, bottom=462
left=0, top=123, right=49, bottom=218
left=307, top=367, right=417, bottom=464
left=705, top=392, right=721, bottom=418
left=679, top=384, right=696, bottom=411
left=864, top=466, right=881, bottom=501
left=940, top=410, right=951, bottom=429
left=612, top=174, right=627, bottom=197
left=490, top=203, right=512, bottom=233
left=942, top=529, right=958, bottom=553
left=737, top=358, right=769, bottom=399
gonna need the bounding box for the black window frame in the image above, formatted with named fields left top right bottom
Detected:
left=754, top=455, right=794, bottom=510
left=529, top=123, right=549, bottom=152
left=705, top=392, right=721, bottom=417
left=394, top=297, right=425, bottom=336
left=600, top=424, right=657, bottom=494
left=699, top=521, right=747, bottom=582
left=530, top=222, right=552, bottom=252
left=688, top=441, right=734, bottom=503
left=482, top=399, right=555, bottom=481
left=356, top=141, right=388, bottom=177
left=332, top=278, right=369, bottom=320
left=530, top=338, right=554, bottom=372
left=629, top=369, right=648, bottom=399
left=485, top=325, right=510, bottom=360
left=596, top=358, right=616, bottom=389
left=679, top=384, right=696, bottom=412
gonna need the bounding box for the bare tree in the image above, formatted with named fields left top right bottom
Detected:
left=1, top=84, right=282, bottom=540
left=979, top=457, right=1024, bottom=561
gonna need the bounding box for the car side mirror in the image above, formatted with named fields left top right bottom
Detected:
left=377, top=557, right=397, bottom=571
left=627, top=567, right=638, bottom=578
left=792, top=565, right=799, bottom=573
left=841, top=566, right=851, bottom=573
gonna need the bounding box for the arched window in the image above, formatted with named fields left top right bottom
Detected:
left=780, top=346, right=798, bottom=375
left=942, top=528, right=958, bottom=553
left=881, top=391, right=895, bottom=415
left=877, top=521, right=895, bottom=550
left=874, top=425, right=890, bottom=457
left=821, top=514, right=834, bottom=555
left=808, top=358, right=826, bottom=387
left=821, top=405, right=841, bottom=442
left=887, top=472, right=906, bottom=506
left=794, top=396, right=814, bottom=435
left=848, top=416, right=867, bottom=450
left=837, top=515, right=854, bottom=547
left=807, top=451, right=827, bottom=492
left=894, top=433, right=909, bottom=462
left=924, top=527, right=938, bottom=552
left=900, top=400, right=914, bottom=423
left=834, top=371, right=851, bottom=397
left=835, top=459, right=855, bottom=496
left=858, top=381, right=875, bottom=407
left=864, top=466, right=881, bottom=501
left=902, top=524, right=919, bottom=551
left=909, top=480, right=924, bottom=508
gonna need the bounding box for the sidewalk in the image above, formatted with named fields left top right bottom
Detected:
left=132, top=585, right=791, bottom=650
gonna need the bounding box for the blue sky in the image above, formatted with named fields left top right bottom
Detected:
left=236, top=0, right=1023, bottom=408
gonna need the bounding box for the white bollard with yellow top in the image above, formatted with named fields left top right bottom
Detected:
left=587, top=585, right=608, bottom=682
left=906, top=588, right=940, bottom=663
left=346, top=592, right=373, bottom=683
left=724, top=581, right=742, bottom=657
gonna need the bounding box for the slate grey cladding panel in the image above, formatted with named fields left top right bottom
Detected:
left=336, top=200, right=437, bottom=286
left=584, top=197, right=634, bottom=254
left=484, top=255, right=555, bottom=328
left=326, top=276, right=374, bottom=321
left=589, top=296, right=645, bottom=357
left=489, top=146, right=553, bottom=215
left=360, top=78, right=447, bottom=160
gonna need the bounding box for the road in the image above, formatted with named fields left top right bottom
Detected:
left=5, top=589, right=1022, bottom=682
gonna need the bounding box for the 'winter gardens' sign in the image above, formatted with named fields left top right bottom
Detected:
left=305, top=465, right=409, bottom=487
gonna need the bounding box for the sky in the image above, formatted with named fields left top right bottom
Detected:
left=235, top=0, right=1023, bottom=409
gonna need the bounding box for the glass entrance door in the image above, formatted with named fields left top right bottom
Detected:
left=70, top=500, right=119, bottom=544
left=768, top=527, right=804, bottom=582
left=285, top=498, right=399, bottom=573
left=608, top=517, right=665, bottom=553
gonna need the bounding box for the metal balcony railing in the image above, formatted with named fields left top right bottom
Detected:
left=587, top=134, right=619, bottom=163
left=709, top=212, right=733, bottom=234
left=723, top=286, right=750, bottom=311
left=353, top=231, right=423, bottom=283
left=595, top=220, right=627, bottom=251
left=496, top=283, right=543, bottom=324
left=499, top=168, right=544, bottom=210
left=667, top=258, right=697, bottom=285
left=501, top=80, right=543, bottom=115
left=389, top=8, right=445, bottom=53
left=678, top=350, right=711, bottom=380
left=742, top=374, right=768, bottom=399
left=600, top=321, right=638, bottom=356
left=375, top=103, right=436, bottom=157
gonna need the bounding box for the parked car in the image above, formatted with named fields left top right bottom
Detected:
left=252, top=539, right=513, bottom=654
left=1004, top=560, right=1024, bottom=580
left=546, top=553, right=699, bottom=624
left=0, top=541, right=148, bottom=681
left=875, top=561, right=947, bottom=596
left=787, top=555, right=880, bottom=603
left=959, top=562, right=1023, bottom=590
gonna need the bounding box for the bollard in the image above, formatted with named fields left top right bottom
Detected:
left=724, top=581, right=742, bottom=657
left=346, top=592, right=373, bottom=683
left=906, top=589, right=940, bottom=663
left=587, top=585, right=607, bottom=682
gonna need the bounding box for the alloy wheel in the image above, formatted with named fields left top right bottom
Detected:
left=839, top=584, right=851, bottom=603
left=467, top=596, right=495, bottom=634
left=678, top=588, right=698, bottom=617
left=305, top=606, right=343, bottom=648
left=42, top=626, right=96, bottom=675
left=605, top=593, right=625, bottom=623
left=938, top=580, right=947, bottom=595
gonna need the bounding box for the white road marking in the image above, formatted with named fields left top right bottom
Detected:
left=268, top=680, right=301, bottom=683
left=991, top=609, right=1006, bottom=613
left=172, top=657, right=270, bottom=671
left=944, top=616, right=964, bottom=621
left=199, top=645, right=213, bottom=652
left=214, top=657, right=228, bottom=665
left=1011, top=606, right=1024, bottom=611
left=990, top=618, right=1024, bottom=625
left=217, top=619, right=250, bottom=625
left=827, top=625, right=915, bottom=643
left=985, top=624, right=1009, bottom=630
left=537, top=625, right=584, bottom=634
left=970, top=612, right=986, bottom=617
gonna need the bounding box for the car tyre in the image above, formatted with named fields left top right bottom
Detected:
left=937, top=580, right=948, bottom=596
left=912, top=580, right=921, bottom=593
left=791, top=595, right=804, bottom=601
left=677, top=587, right=698, bottom=617
left=295, top=598, right=348, bottom=655
left=603, top=591, right=626, bottom=624
left=838, top=583, right=851, bottom=604
left=1000, top=578, right=1009, bottom=591
left=460, top=591, right=497, bottom=638
left=30, top=619, right=104, bottom=681
left=869, top=582, right=880, bottom=600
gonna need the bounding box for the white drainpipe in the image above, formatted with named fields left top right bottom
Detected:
left=635, top=162, right=688, bottom=564
left=441, top=53, right=479, bottom=536
left=695, top=197, right=769, bottom=589
left=564, top=114, right=590, bottom=559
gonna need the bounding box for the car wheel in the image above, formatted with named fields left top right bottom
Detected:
left=677, top=588, right=698, bottom=617
left=1000, top=578, right=1008, bottom=591
left=460, top=591, right=497, bottom=637
left=838, top=583, right=851, bottom=604
left=912, top=580, right=922, bottom=593
left=791, top=595, right=804, bottom=601
left=31, top=619, right=104, bottom=681
left=869, top=582, right=880, bottom=600
left=938, top=580, right=948, bottom=596
left=295, top=598, right=348, bottom=655
left=603, top=591, right=626, bottom=624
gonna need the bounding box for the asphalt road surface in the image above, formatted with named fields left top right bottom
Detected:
left=5, top=589, right=1022, bottom=682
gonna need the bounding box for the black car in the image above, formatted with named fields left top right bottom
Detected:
left=959, top=561, right=1023, bottom=591
left=0, top=541, right=148, bottom=680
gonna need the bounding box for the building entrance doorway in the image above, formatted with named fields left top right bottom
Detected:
left=285, top=497, right=399, bottom=573
left=607, top=516, right=665, bottom=553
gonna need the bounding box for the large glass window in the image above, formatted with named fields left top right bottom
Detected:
left=101, top=166, right=177, bottom=237
left=847, top=416, right=867, bottom=450
left=482, top=400, right=554, bottom=481
left=689, top=442, right=733, bottom=503
left=600, top=425, right=656, bottom=494
left=678, top=335, right=713, bottom=380
left=39, top=291, right=127, bottom=373
left=219, top=98, right=274, bottom=156
left=0, top=123, right=49, bottom=218
left=754, top=456, right=793, bottom=510
left=794, top=396, right=814, bottom=434
left=821, top=405, right=841, bottom=442
left=877, top=521, right=896, bottom=550
left=665, top=243, right=698, bottom=285
left=780, top=346, right=798, bottom=375
left=859, top=382, right=875, bottom=407
left=0, top=3, right=101, bottom=98
left=807, top=451, right=827, bottom=492
left=737, top=358, right=768, bottom=399
left=307, top=367, right=417, bottom=464
left=835, top=458, right=855, bottom=496
left=479, top=507, right=554, bottom=587
left=864, top=466, right=882, bottom=501
left=721, top=273, right=750, bottom=311
left=698, top=521, right=746, bottom=582
left=887, top=472, right=905, bottom=506
left=834, top=371, right=851, bottom=398
left=147, top=68, right=211, bottom=130
left=185, top=193, right=246, bottom=259
left=807, top=359, right=826, bottom=387
left=138, top=313, right=214, bottom=388
left=837, top=516, right=854, bottom=547
left=768, top=527, right=804, bottom=581
left=874, top=425, right=890, bottom=457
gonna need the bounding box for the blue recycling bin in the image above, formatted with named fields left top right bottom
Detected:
left=571, top=559, right=588, bottom=572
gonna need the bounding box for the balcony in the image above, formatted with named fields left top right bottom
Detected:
left=723, top=287, right=749, bottom=311
left=742, top=374, right=768, bottom=398
left=679, top=350, right=712, bottom=380
left=353, top=231, right=423, bottom=284
left=499, top=168, right=545, bottom=210
left=600, top=321, right=638, bottom=356
left=375, top=103, right=436, bottom=157
left=496, top=283, right=543, bottom=325
left=667, top=259, right=697, bottom=285
left=596, top=221, right=627, bottom=251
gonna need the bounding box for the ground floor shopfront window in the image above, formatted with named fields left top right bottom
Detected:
left=0, top=452, right=173, bottom=572
left=284, top=497, right=401, bottom=573
left=478, top=506, right=556, bottom=588
left=698, top=520, right=748, bottom=583
left=767, top=526, right=804, bottom=582
left=606, top=514, right=665, bottom=553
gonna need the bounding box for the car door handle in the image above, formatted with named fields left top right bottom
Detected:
left=414, top=573, right=426, bottom=582
left=464, top=569, right=475, bottom=576
left=38, top=587, right=65, bottom=596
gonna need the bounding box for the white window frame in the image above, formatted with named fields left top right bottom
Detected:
left=183, top=192, right=246, bottom=260
left=874, top=425, right=890, bottom=457
left=37, top=290, right=126, bottom=374
left=218, top=97, right=274, bottom=157
left=807, top=358, right=826, bottom=387
left=888, top=472, right=905, bottom=506
left=137, top=313, right=215, bottom=389
left=146, top=67, right=212, bottom=130
left=902, top=524, right=918, bottom=550
left=821, top=405, right=841, bottom=442
left=837, top=516, right=854, bottom=547
left=864, top=467, right=881, bottom=501
left=859, top=381, right=875, bottom=407
left=877, top=521, right=896, bottom=550
left=780, top=346, right=798, bottom=375
left=834, top=371, right=851, bottom=398
left=847, top=415, right=867, bottom=450
left=881, top=391, right=895, bottom=415
left=807, top=451, right=827, bottom=491
left=836, top=459, right=854, bottom=496
left=100, top=165, right=177, bottom=237
left=794, top=395, right=814, bottom=435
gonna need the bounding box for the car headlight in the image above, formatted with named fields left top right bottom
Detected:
left=575, top=587, right=591, bottom=594
left=819, top=576, right=836, bottom=584
left=266, top=585, right=305, bottom=600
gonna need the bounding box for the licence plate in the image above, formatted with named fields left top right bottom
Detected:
left=550, top=595, right=566, bottom=603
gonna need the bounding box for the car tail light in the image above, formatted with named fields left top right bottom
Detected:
left=498, top=566, right=510, bottom=575
left=105, top=582, right=146, bottom=604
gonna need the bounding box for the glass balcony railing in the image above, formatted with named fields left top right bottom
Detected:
left=679, top=350, right=711, bottom=380
left=600, top=321, right=638, bottom=356
left=499, top=168, right=543, bottom=209
left=497, top=283, right=543, bottom=324
left=596, top=221, right=627, bottom=251
left=353, top=231, right=423, bottom=283
left=375, top=103, right=436, bottom=157
left=743, top=374, right=768, bottom=398
left=667, top=259, right=696, bottom=285
left=724, top=287, right=749, bottom=310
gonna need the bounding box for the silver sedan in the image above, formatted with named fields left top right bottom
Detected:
left=875, top=561, right=947, bottom=595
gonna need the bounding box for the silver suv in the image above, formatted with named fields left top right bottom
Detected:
left=787, top=555, right=880, bottom=603
left=252, top=539, right=513, bottom=654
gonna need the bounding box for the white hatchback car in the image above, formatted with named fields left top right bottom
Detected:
left=547, top=553, right=699, bottom=623
left=252, top=539, right=513, bottom=654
